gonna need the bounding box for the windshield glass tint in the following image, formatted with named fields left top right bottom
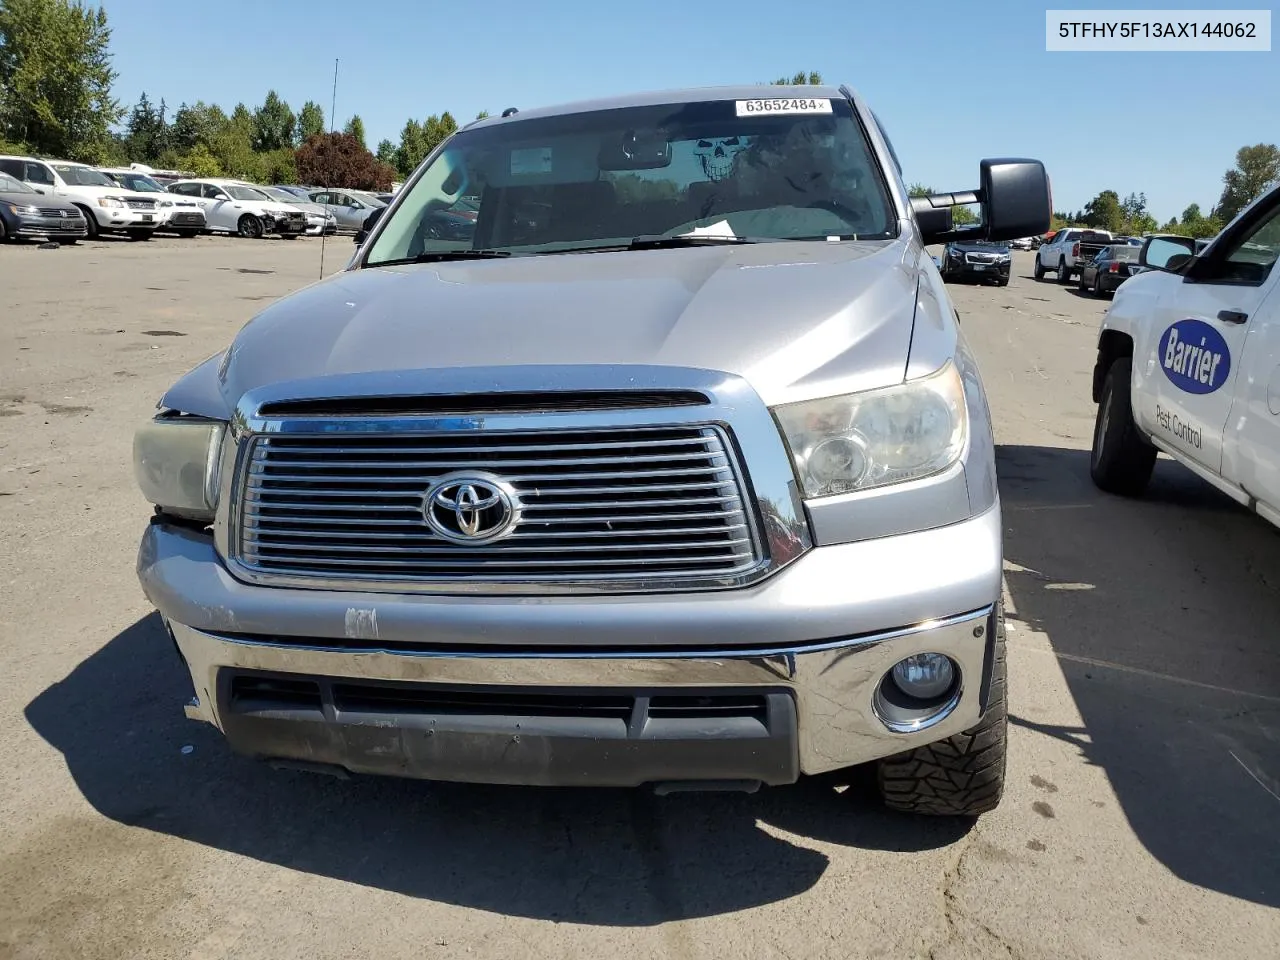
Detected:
left=121, top=174, right=164, bottom=192
left=366, top=96, right=894, bottom=264
left=0, top=173, right=36, bottom=194
left=228, top=186, right=269, bottom=201
left=54, top=165, right=114, bottom=187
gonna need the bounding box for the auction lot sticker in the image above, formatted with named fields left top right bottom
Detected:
left=735, top=99, right=833, bottom=117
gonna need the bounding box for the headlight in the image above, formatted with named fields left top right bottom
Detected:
left=98, top=197, right=126, bottom=208
left=133, top=415, right=226, bottom=521
left=773, top=361, right=968, bottom=498
left=158, top=199, right=174, bottom=207
left=4, top=202, right=39, bottom=215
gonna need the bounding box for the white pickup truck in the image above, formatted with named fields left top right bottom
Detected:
left=1035, top=227, right=1114, bottom=283
left=1089, top=183, right=1280, bottom=528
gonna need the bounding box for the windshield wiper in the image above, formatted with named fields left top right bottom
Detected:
left=375, top=250, right=513, bottom=266
left=628, top=234, right=758, bottom=250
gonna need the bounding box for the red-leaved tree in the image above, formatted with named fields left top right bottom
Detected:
left=295, top=132, right=396, bottom=190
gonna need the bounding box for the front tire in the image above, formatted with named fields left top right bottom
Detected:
left=76, top=206, right=99, bottom=239
left=237, top=214, right=264, bottom=239
left=1033, top=257, right=1046, bottom=280
left=877, top=628, right=1007, bottom=817
left=1057, top=258, right=1072, bottom=284
left=1090, top=356, right=1156, bottom=496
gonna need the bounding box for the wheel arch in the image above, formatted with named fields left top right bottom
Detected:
left=1093, top=329, right=1134, bottom=403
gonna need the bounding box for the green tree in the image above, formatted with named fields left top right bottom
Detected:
left=394, top=118, right=426, bottom=176
left=1216, top=143, right=1280, bottom=223
left=1082, top=189, right=1124, bottom=232
left=422, top=111, right=457, bottom=154
left=252, top=90, right=294, bottom=151
left=343, top=114, right=366, bottom=150
left=0, top=0, right=122, bottom=160
left=296, top=99, right=325, bottom=144
left=907, top=183, right=934, bottom=198
left=773, top=71, right=823, bottom=84
left=374, top=138, right=396, bottom=165
left=170, top=101, right=226, bottom=152
left=177, top=143, right=221, bottom=177
left=475, top=109, right=490, bottom=121
left=1119, top=192, right=1157, bottom=236
left=124, top=91, right=168, bottom=162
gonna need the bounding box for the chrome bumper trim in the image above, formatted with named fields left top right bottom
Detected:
left=167, top=605, right=995, bottom=776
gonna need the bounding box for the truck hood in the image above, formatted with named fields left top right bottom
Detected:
left=214, top=240, right=923, bottom=410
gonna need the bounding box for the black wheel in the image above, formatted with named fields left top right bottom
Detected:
left=126, top=229, right=151, bottom=241
left=1078, top=269, right=1089, bottom=292
left=75, top=205, right=98, bottom=239
left=1033, top=257, right=1045, bottom=280
left=237, top=214, right=264, bottom=239
left=1090, top=356, right=1156, bottom=496
left=176, top=229, right=200, bottom=239
left=877, top=628, right=1007, bottom=817
left=1057, top=258, right=1072, bottom=284
left=1093, top=273, right=1103, bottom=296
left=0, top=217, right=7, bottom=242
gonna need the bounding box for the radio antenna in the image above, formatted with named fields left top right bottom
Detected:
left=320, top=57, right=339, bottom=280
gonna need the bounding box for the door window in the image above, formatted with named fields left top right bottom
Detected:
left=203, top=184, right=229, bottom=200
left=25, top=162, right=55, bottom=186
left=171, top=183, right=201, bottom=196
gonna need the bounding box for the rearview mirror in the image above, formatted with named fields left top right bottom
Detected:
left=915, top=159, right=1051, bottom=245
left=1139, top=235, right=1195, bottom=271
left=599, top=130, right=672, bottom=171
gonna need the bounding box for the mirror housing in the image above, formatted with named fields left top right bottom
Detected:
left=354, top=206, right=385, bottom=245
left=1139, top=234, right=1195, bottom=271
left=914, top=158, right=1051, bottom=245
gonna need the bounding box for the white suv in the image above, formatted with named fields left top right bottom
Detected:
left=98, top=166, right=207, bottom=237
left=0, top=156, right=163, bottom=240
left=166, top=179, right=307, bottom=239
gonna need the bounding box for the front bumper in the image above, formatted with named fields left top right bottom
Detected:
left=947, top=257, right=1011, bottom=281
left=12, top=213, right=87, bottom=238
left=161, top=209, right=207, bottom=231
left=140, top=505, right=1003, bottom=785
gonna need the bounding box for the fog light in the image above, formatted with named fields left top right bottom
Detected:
left=890, top=653, right=955, bottom=700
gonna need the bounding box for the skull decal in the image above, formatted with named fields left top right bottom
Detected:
left=694, top=137, right=743, bottom=182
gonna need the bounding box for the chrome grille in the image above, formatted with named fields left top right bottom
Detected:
left=37, top=207, right=74, bottom=217
left=126, top=198, right=157, bottom=210
left=233, top=426, right=761, bottom=588
left=965, top=252, right=996, bottom=263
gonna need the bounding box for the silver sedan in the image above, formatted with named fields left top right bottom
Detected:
left=307, top=189, right=384, bottom=232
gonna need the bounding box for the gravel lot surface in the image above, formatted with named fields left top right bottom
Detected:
left=1, top=237, right=1277, bottom=959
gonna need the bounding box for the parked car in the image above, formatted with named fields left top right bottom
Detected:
left=132, top=83, right=1050, bottom=818
left=255, top=186, right=338, bottom=235
left=0, top=171, right=87, bottom=243
left=307, top=188, right=384, bottom=232
left=1077, top=243, right=1140, bottom=297
left=1008, top=236, right=1033, bottom=250
left=940, top=238, right=1011, bottom=285
left=1089, top=184, right=1280, bottom=531
left=271, top=184, right=320, bottom=201
left=166, top=179, right=307, bottom=238
left=1035, top=227, right=1113, bottom=283
left=98, top=167, right=207, bottom=237
left=0, top=155, right=162, bottom=240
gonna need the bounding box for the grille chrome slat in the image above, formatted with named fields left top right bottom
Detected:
left=233, top=425, right=761, bottom=587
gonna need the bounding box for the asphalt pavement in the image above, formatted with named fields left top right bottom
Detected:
left=1, top=238, right=1276, bottom=959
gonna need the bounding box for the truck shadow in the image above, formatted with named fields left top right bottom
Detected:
left=998, top=443, right=1280, bottom=909
left=24, top=615, right=970, bottom=923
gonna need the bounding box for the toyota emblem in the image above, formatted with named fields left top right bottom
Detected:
left=422, top=472, right=519, bottom=543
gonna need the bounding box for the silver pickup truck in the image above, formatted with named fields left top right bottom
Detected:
left=133, top=85, right=1049, bottom=817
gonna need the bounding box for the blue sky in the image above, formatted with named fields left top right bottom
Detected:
left=101, top=0, right=1276, bottom=222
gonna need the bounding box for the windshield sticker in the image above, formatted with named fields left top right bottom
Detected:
left=679, top=220, right=737, bottom=239
left=510, top=147, right=553, bottom=176
left=735, top=98, right=833, bottom=117
left=1158, top=318, right=1231, bottom=394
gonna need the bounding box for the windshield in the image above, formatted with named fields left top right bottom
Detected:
left=54, top=164, right=114, bottom=187
left=366, top=96, right=895, bottom=265
left=115, top=173, right=165, bottom=192
left=228, top=185, right=270, bottom=201
left=0, top=172, right=36, bottom=194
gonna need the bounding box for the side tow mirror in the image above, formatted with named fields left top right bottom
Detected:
left=1139, top=235, right=1196, bottom=272
left=913, top=159, right=1051, bottom=245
